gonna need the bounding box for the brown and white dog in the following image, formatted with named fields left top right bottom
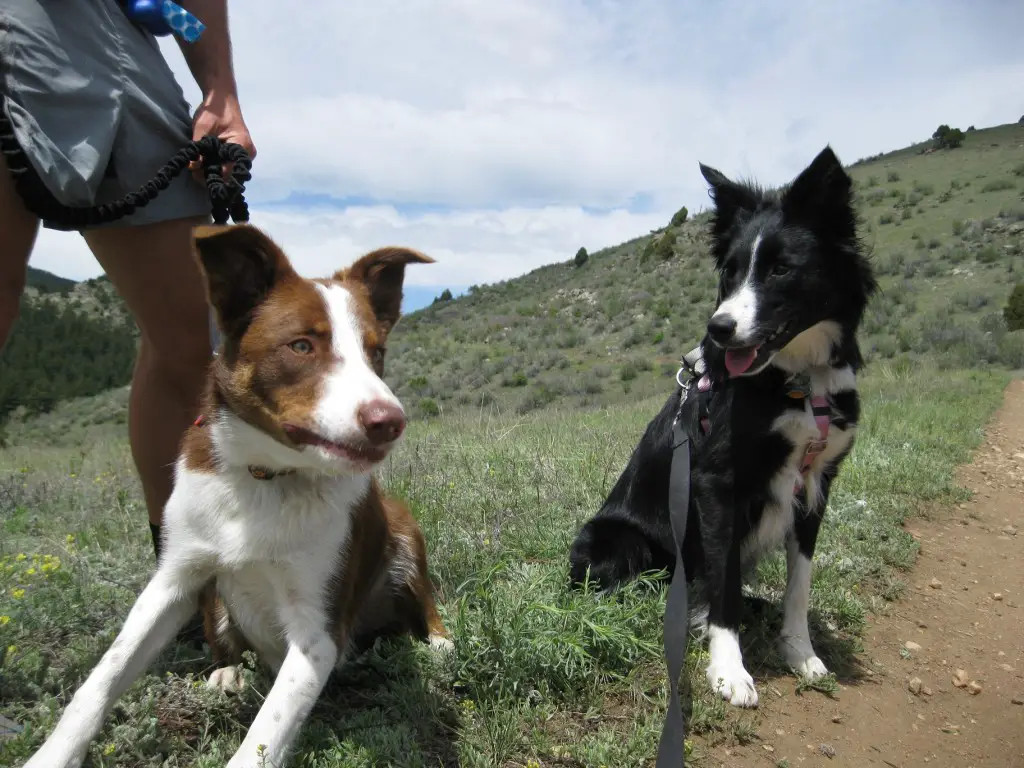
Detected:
left=23, top=225, right=450, bottom=768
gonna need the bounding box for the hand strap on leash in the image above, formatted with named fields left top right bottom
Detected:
left=657, top=417, right=692, bottom=767
left=0, top=78, right=251, bottom=228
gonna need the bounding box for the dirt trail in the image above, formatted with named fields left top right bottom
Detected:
left=709, top=378, right=1024, bottom=768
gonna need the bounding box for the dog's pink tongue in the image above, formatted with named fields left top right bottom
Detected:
left=725, top=346, right=759, bottom=377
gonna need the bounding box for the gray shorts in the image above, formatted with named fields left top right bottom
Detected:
left=0, top=0, right=211, bottom=230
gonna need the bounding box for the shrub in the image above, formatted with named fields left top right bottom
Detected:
left=516, top=383, right=557, bottom=414
left=865, top=189, right=887, bottom=206
left=655, top=232, right=676, bottom=260
left=418, top=398, right=440, bottom=418
left=932, top=124, right=965, bottom=149
left=619, top=362, right=638, bottom=382
left=1013, top=163, right=1024, bottom=178
left=981, top=179, right=1015, bottom=193
left=887, top=171, right=901, bottom=183
left=977, top=246, right=1000, bottom=264
left=574, top=247, right=589, bottom=267
left=953, top=289, right=991, bottom=312
left=878, top=212, right=895, bottom=225
left=502, top=371, right=528, bottom=388
left=952, top=219, right=965, bottom=236
left=998, top=332, right=1024, bottom=367
left=1005, top=283, right=1024, bottom=332
left=669, top=206, right=689, bottom=228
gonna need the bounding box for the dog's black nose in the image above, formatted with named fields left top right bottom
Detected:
left=707, top=313, right=737, bottom=343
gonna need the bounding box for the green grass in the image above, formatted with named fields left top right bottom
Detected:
left=0, top=364, right=1008, bottom=767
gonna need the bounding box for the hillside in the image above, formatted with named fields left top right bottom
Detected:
left=3, top=121, right=1023, bottom=427
left=2, top=272, right=134, bottom=424
left=25, top=266, right=76, bottom=295
left=385, top=121, right=1024, bottom=418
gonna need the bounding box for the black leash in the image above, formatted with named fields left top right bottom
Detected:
left=655, top=348, right=705, bottom=767
left=1, top=88, right=251, bottom=227
left=657, top=417, right=692, bottom=766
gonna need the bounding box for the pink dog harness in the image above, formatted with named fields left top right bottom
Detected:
left=694, top=372, right=831, bottom=492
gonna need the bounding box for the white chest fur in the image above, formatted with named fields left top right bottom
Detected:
left=164, top=463, right=369, bottom=667
left=740, top=366, right=857, bottom=564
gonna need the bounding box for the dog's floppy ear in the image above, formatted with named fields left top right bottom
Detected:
left=193, top=224, right=297, bottom=339
left=781, top=145, right=854, bottom=233
left=699, top=162, right=759, bottom=225
left=336, top=247, right=435, bottom=335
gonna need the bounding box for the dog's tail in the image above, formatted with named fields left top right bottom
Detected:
left=568, top=514, right=675, bottom=593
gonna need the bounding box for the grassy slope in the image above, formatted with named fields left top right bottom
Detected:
left=384, top=123, right=1024, bottom=420
left=0, top=366, right=1009, bottom=766
left=1, top=124, right=1021, bottom=766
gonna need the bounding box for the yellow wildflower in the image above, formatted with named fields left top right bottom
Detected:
left=11, top=588, right=25, bottom=599
left=24, top=568, right=36, bottom=576
left=103, top=744, right=116, bottom=756
left=15, top=553, right=26, bottom=562
left=0, top=616, right=10, bottom=625
left=6, top=645, right=16, bottom=655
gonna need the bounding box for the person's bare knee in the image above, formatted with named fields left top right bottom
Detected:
left=83, top=215, right=212, bottom=374
left=0, top=153, right=41, bottom=349
left=84, top=216, right=211, bottom=527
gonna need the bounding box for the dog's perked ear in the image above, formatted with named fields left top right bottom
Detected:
left=699, top=161, right=763, bottom=267
left=699, top=162, right=760, bottom=224
left=192, top=224, right=297, bottom=339
left=781, top=145, right=855, bottom=235
left=337, top=247, right=435, bottom=335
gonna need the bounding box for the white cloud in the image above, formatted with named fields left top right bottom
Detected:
left=25, top=0, right=1024, bottom=294
left=29, top=203, right=664, bottom=290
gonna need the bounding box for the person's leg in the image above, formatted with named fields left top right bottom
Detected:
left=81, top=216, right=212, bottom=552
left=0, top=153, right=42, bottom=351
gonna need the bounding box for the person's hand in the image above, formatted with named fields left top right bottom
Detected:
left=189, top=92, right=256, bottom=184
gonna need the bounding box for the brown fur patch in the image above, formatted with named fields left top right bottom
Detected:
left=334, top=247, right=435, bottom=348
left=199, top=579, right=249, bottom=666
left=180, top=415, right=218, bottom=473
left=327, top=479, right=449, bottom=652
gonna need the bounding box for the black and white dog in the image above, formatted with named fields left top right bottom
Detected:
left=568, top=146, right=876, bottom=707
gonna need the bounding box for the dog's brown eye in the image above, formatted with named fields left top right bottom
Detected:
left=771, top=264, right=790, bottom=277
left=372, top=346, right=385, bottom=366
left=288, top=339, right=314, bottom=355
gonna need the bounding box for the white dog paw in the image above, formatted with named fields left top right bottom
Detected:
left=207, top=665, right=246, bottom=694
left=428, top=634, right=455, bottom=654
left=795, top=655, right=829, bottom=681
left=706, top=660, right=759, bottom=708
left=778, top=635, right=829, bottom=681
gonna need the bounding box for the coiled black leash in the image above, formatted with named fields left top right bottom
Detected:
left=1, top=90, right=251, bottom=227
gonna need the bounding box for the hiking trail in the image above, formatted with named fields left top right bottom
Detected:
left=708, top=377, right=1024, bottom=768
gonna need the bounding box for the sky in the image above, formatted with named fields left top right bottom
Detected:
left=27, top=0, right=1024, bottom=312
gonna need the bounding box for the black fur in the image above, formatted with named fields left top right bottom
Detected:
left=569, top=145, right=877, bottom=703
